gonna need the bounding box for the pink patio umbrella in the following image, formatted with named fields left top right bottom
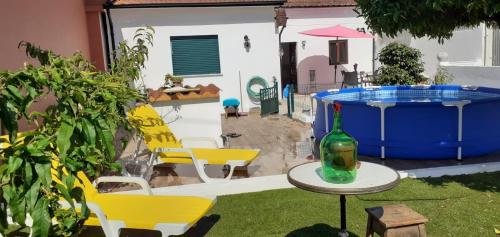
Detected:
left=300, top=25, right=374, bottom=85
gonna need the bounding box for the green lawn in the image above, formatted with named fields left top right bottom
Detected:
left=194, top=172, right=499, bottom=237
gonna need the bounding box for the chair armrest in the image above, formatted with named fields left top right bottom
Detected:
left=94, top=176, right=153, bottom=195
left=153, top=147, right=215, bottom=183
left=180, top=137, right=219, bottom=148
left=154, top=147, right=195, bottom=156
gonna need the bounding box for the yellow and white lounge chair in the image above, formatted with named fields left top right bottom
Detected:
left=127, top=104, right=260, bottom=183
left=1, top=135, right=216, bottom=237
left=59, top=170, right=216, bottom=237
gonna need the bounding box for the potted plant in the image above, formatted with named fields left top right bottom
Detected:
left=164, top=74, right=184, bottom=87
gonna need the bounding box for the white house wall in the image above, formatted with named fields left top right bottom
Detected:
left=376, top=26, right=486, bottom=78
left=111, top=6, right=281, bottom=112
left=281, top=7, right=373, bottom=93
left=410, top=25, right=485, bottom=77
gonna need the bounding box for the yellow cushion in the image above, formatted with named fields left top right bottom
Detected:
left=159, top=148, right=259, bottom=165
left=128, top=104, right=182, bottom=151
left=84, top=194, right=214, bottom=229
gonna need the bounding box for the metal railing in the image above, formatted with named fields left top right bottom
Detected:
left=296, top=83, right=342, bottom=95
left=297, top=74, right=376, bottom=95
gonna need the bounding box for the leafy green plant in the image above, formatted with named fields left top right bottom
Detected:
left=355, top=0, right=500, bottom=41
left=372, top=43, right=427, bottom=85
left=0, top=27, right=154, bottom=236
left=434, top=67, right=454, bottom=85
left=112, top=26, right=155, bottom=96
left=164, top=73, right=184, bottom=87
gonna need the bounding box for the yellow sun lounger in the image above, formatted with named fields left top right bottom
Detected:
left=127, top=104, right=260, bottom=183
left=1, top=135, right=216, bottom=237
left=65, top=171, right=216, bottom=237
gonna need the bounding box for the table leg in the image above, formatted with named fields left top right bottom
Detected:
left=339, top=194, right=348, bottom=237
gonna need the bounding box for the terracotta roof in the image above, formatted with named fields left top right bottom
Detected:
left=147, top=84, right=220, bottom=102
left=111, top=0, right=286, bottom=7
left=284, top=0, right=356, bottom=8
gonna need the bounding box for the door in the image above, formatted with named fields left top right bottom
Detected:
left=260, top=82, right=279, bottom=117
left=280, top=42, right=298, bottom=91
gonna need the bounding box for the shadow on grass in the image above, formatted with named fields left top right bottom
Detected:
left=286, top=223, right=359, bottom=237
left=79, top=215, right=220, bottom=237
left=355, top=196, right=466, bottom=202
left=181, top=214, right=220, bottom=237
left=419, top=171, right=500, bottom=193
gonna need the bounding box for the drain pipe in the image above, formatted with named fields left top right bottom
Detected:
left=104, top=0, right=117, bottom=58
left=278, top=24, right=286, bottom=98
left=276, top=7, right=287, bottom=98
left=100, top=11, right=112, bottom=69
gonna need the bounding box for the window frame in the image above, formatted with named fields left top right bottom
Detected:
left=329, top=40, right=348, bottom=65
left=170, top=35, right=222, bottom=76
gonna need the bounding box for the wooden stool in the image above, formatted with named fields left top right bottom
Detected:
left=224, top=106, right=239, bottom=119
left=365, top=204, right=428, bottom=237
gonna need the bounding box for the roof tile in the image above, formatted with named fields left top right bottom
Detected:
left=284, top=0, right=356, bottom=8
left=113, top=0, right=285, bottom=6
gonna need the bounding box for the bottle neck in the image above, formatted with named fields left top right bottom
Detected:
left=332, top=111, right=343, bottom=133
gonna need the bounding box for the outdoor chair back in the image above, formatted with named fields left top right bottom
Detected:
left=341, top=71, right=359, bottom=88
left=126, top=104, right=260, bottom=182
left=127, top=104, right=183, bottom=152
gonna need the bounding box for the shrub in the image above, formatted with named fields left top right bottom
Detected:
left=434, top=67, right=454, bottom=85
left=373, top=65, right=414, bottom=85
left=373, top=42, right=427, bottom=85
left=0, top=27, right=154, bottom=236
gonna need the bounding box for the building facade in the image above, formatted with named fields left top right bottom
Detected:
left=108, top=1, right=285, bottom=112
left=281, top=0, right=371, bottom=94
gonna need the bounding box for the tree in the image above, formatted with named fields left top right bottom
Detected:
left=355, top=0, right=500, bottom=41
left=0, top=27, right=154, bottom=236
left=372, top=42, right=427, bottom=85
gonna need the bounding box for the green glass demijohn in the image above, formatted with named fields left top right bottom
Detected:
left=319, top=102, right=358, bottom=183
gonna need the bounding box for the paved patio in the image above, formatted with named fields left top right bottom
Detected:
left=117, top=109, right=500, bottom=188
left=117, top=110, right=312, bottom=188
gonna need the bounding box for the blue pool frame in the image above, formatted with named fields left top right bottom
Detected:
left=313, top=85, right=500, bottom=160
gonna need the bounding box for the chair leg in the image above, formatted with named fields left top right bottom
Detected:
left=141, top=152, right=157, bottom=179
left=224, top=165, right=236, bottom=180
left=192, top=160, right=216, bottom=183
left=193, top=161, right=236, bottom=183
left=132, top=136, right=144, bottom=163
left=365, top=215, right=374, bottom=237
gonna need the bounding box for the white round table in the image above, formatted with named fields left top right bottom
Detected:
left=287, top=161, right=400, bottom=237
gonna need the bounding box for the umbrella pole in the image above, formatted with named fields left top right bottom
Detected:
left=334, top=36, right=338, bottom=88
left=334, top=64, right=337, bottom=87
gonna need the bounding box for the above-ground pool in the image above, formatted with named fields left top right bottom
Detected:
left=313, top=85, right=500, bottom=160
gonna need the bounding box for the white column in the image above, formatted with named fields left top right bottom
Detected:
left=367, top=101, right=396, bottom=159
left=310, top=93, right=316, bottom=123
left=443, top=100, right=471, bottom=160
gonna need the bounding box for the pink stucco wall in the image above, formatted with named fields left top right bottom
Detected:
left=0, top=0, right=95, bottom=132
left=0, top=0, right=91, bottom=71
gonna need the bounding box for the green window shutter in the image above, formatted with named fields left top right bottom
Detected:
left=171, top=35, right=221, bottom=76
